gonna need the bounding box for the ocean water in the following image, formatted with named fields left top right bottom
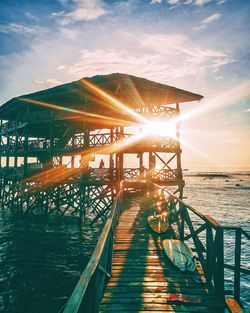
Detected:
left=0, top=168, right=249, bottom=312
left=183, top=169, right=250, bottom=308
left=0, top=215, right=103, bottom=313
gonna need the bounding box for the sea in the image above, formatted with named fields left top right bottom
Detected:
left=0, top=168, right=249, bottom=313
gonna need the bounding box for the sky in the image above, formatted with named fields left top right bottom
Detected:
left=0, top=0, right=249, bottom=168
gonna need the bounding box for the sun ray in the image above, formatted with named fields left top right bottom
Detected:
left=19, top=77, right=236, bottom=180
left=173, top=81, right=250, bottom=125
left=79, top=78, right=149, bottom=125
left=19, top=97, right=135, bottom=127
left=24, top=130, right=145, bottom=187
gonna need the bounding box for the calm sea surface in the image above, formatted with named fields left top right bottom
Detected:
left=0, top=169, right=249, bottom=312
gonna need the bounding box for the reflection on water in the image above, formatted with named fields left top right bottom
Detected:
left=0, top=170, right=249, bottom=312
left=0, top=213, right=103, bottom=313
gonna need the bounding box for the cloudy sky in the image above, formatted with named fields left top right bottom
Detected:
left=0, top=0, right=249, bottom=168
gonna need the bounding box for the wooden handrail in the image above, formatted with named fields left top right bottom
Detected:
left=60, top=181, right=249, bottom=312
left=150, top=181, right=249, bottom=306
left=151, top=182, right=220, bottom=228
left=62, top=184, right=123, bottom=313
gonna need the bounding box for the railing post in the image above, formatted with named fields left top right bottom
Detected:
left=92, top=244, right=108, bottom=313
left=179, top=202, right=185, bottom=241
left=206, top=225, right=214, bottom=282
left=215, top=226, right=224, bottom=302
left=234, top=228, right=241, bottom=303
left=169, top=197, right=175, bottom=213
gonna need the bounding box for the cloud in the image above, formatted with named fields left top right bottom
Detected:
left=168, top=0, right=180, bottom=4
left=210, top=57, right=233, bottom=72
left=141, top=34, right=233, bottom=73
left=57, top=48, right=170, bottom=82
left=151, top=0, right=226, bottom=7
left=192, top=0, right=212, bottom=5
left=115, top=0, right=138, bottom=12
left=195, top=13, right=222, bottom=30
left=53, top=0, right=108, bottom=24
left=25, top=12, right=39, bottom=21
left=60, top=27, right=79, bottom=39
left=57, top=65, right=67, bottom=70
left=0, top=23, right=47, bottom=36
left=51, top=11, right=65, bottom=17
left=0, top=26, right=235, bottom=106
left=34, top=78, right=64, bottom=87
left=242, top=108, right=250, bottom=113
left=55, top=32, right=233, bottom=87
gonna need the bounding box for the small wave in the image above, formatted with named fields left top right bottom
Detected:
left=226, top=186, right=250, bottom=190
left=184, top=170, right=250, bottom=178
left=184, top=172, right=230, bottom=178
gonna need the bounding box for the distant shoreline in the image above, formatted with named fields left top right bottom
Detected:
left=183, top=171, right=250, bottom=178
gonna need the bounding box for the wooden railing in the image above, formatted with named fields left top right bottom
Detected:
left=221, top=226, right=250, bottom=303
left=61, top=184, right=124, bottom=313
left=123, top=168, right=141, bottom=179
left=151, top=182, right=250, bottom=305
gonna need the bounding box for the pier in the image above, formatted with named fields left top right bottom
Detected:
left=0, top=73, right=249, bottom=312
left=62, top=181, right=249, bottom=313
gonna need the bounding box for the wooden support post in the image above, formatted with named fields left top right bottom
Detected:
left=176, top=103, right=183, bottom=193
left=149, top=152, right=156, bottom=178
left=206, top=225, right=214, bottom=282
left=183, top=205, right=206, bottom=270
left=107, top=226, right=114, bottom=276
left=79, top=183, right=86, bottom=222
left=179, top=202, right=185, bottom=240
left=109, top=127, right=114, bottom=180
left=23, top=124, right=28, bottom=176
left=234, top=228, right=241, bottom=302
left=6, top=132, right=10, bottom=172
left=148, top=152, right=153, bottom=180
left=116, top=127, right=124, bottom=190
left=71, top=156, right=75, bottom=168
left=115, top=127, right=119, bottom=191
left=215, top=226, right=225, bottom=302
left=138, top=153, right=143, bottom=178
left=14, top=123, right=18, bottom=169
left=92, top=236, right=110, bottom=313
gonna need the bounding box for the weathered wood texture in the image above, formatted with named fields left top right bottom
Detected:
left=99, top=195, right=223, bottom=312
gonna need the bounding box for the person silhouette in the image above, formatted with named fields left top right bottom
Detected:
left=99, top=159, right=105, bottom=169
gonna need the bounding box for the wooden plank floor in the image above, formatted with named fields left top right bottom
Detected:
left=99, top=195, right=224, bottom=313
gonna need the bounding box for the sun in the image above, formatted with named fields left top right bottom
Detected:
left=141, top=120, right=177, bottom=139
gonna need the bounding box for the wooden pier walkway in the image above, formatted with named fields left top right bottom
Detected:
left=99, top=195, right=221, bottom=313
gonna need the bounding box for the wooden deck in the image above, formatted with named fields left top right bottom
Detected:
left=99, top=195, right=223, bottom=313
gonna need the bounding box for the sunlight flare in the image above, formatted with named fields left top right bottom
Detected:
left=19, top=97, right=134, bottom=127
left=174, top=81, right=250, bottom=125
left=140, top=120, right=177, bottom=139
left=24, top=130, right=145, bottom=187
left=80, top=78, right=149, bottom=124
